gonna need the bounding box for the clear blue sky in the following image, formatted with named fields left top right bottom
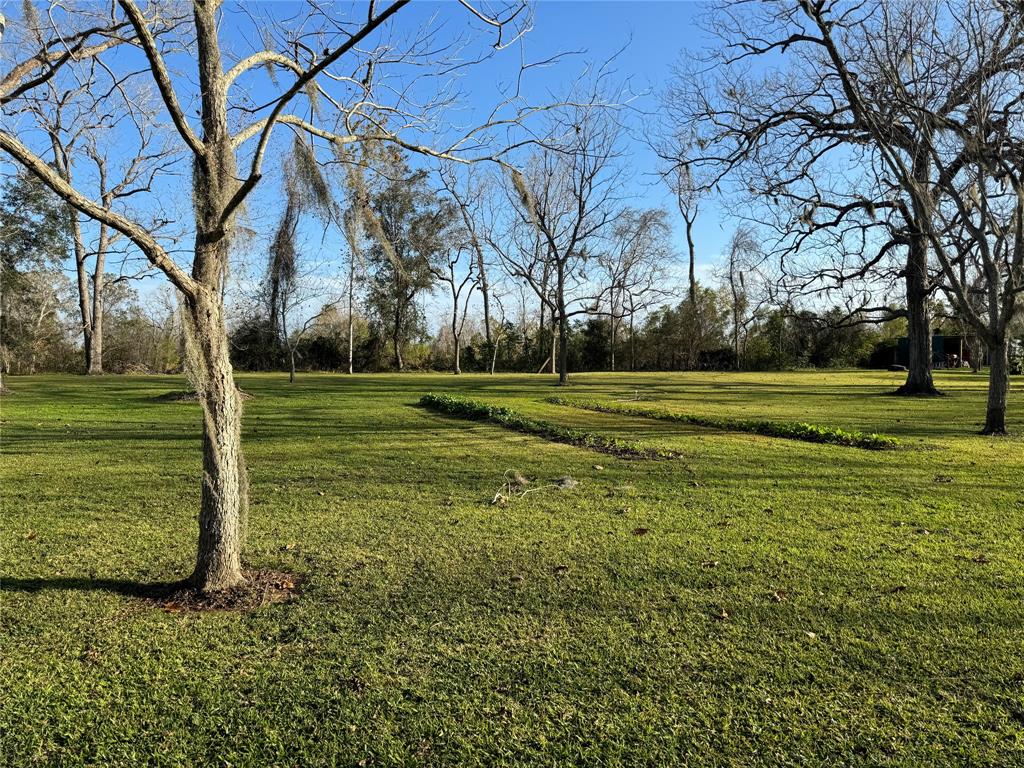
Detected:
left=220, top=1, right=733, bottom=323
left=9, top=1, right=736, bottom=318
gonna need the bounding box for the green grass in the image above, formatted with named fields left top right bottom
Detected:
left=1, top=369, right=1022, bottom=766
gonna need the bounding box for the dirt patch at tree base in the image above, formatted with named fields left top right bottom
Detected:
left=145, top=569, right=300, bottom=613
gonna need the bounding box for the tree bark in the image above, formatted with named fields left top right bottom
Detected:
left=187, top=0, right=247, bottom=592
left=347, top=257, right=355, bottom=375
left=896, top=151, right=939, bottom=396
left=896, top=236, right=938, bottom=395
left=187, top=286, right=247, bottom=592
left=983, top=334, right=1009, bottom=435
left=557, top=272, right=569, bottom=385
left=87, top=265, right=105, bottom=375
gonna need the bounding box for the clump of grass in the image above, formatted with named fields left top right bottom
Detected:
left=419, top=393, right=680, bottom=459
left=546, top=396, right=900, bottom=451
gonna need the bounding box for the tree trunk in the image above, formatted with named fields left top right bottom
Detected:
left=453, top=337, right=461, bottom=375
left=187, top=287, right=246, bottom=592
left=347, top=260, right=355, bottom=375
left=896, top=239, right=938, bottom=395
left=983, top=335, right=1009, bottom=435
left=289, top=346, right=296, bottom=383
left=187, top=1, right=247, bottom=592
left=610, top=314, right=616, bottom=372
left=969, top=336, right=985, bottom=373
left=474, top=237, right=492, bottom=373
left=490, top=337, right=499, bottom=374
left=557, top=316, right=568, bottom=385
left=896, top=152, right=939, bottom=396
left=557, top=271, right=568, bottom=385
left=686, top=216, right=697, bottom=307
left=87, top=265, right=104, bottom=375
left=629, top=314, right=636, bottom=372
left=549, top=318, right=557, bottom=375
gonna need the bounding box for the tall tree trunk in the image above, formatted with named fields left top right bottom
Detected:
left=453, top=336, right=461, bottom=375
left=557, top=268, right=568, bottom=385
left=983, top=334, right=1009, bottom=435
left=629, top=314, right=636, bottom=372
left=686, top=215, right=697, bottom=307
left=393, top=304, right=404, bottom=371
left=87, top=263, right=105, bottom=375
left=72, top=216, right=95, bottom=374
left=289, top=346, right=296, bottom=383
left=610, top=313, right=616, bottom=372
left=896, top=151, right=938, bottom=395
left=896, top=237, right=938, bottom=394
left=969, top=336, right=985, bottom=373
left=186, top=285, right=246, bottom=592
left=473, top=236, right=492, bottom=373
left=347, top=258, right=355, bottom=375
left=188, top=0, right=247, bottom=592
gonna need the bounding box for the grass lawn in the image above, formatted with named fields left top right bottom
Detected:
left=1, top=369, right=1022, bottom=766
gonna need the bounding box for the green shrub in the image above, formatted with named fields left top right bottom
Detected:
left=546, top=397, right=900, bottom=451
left=419, top=393, right=680, bottom=459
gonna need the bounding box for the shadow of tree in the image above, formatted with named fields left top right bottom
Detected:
left=0, top=576, right=184, bottom=598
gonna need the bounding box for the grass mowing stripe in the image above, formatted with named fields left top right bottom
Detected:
left=545, top=396, right=900, bottom=451
left=418, top=393, right=681, bottom=459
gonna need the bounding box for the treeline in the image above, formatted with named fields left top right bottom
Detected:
left=227, top=291, right=908, bottom=375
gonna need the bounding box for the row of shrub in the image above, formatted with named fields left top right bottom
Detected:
left=545, top=397, right=900, bottom=451
left=418, top=393, right=680, bottom=459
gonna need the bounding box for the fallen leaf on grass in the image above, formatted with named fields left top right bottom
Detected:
left=715, top=608, right=730, bottom=621
left=804, top=631, right=817, bottom=640
left=24, top=530, right=37, bottom=540
left=632, top=527, right=649, bottom=536
left=701, top=560, right=720, bottom=568
left=933, top=475, right=954, bottom=484
left=770, top=590, right=787, bottom=602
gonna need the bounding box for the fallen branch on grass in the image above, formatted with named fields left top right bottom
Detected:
left=546, top=397, right=900, bottom=451
left=418, top=393, right=681, bottom=459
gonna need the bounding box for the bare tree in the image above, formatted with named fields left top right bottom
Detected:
left=439, top=164, right=496, bottom=371
left=0, top=0, right=559, bottom=591
left=787, top=0, right=1024, bottom=432
left=502, top=106, right=624, bottom=384
left=432, top=243, right=478, bottom=375
left=594, top=207, right=674, bottom=371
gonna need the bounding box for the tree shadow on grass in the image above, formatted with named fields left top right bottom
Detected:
left=1, top=570, right=301, bottom=611
left=0, top=576, right=183, bottom=598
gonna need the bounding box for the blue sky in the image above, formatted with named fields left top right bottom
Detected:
left=213, top=1, right=734, bottom=325
left=7, top=1, right=737, bottom=323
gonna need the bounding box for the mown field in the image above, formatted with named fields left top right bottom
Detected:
left=1, top=370, right=1022, bottom=767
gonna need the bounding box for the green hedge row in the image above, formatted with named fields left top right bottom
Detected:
left=545, top=397, right=900, bottom=451
left=419, top=393, right=680, bottom=459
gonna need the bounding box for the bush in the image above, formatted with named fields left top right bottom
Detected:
left=418, top=393, right=680, bottom=459
left=546, top=397, right=900, bottom=451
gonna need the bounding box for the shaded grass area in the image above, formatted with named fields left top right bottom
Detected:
left=546, top=395, right=901, bottom=450
left=1, top=370, right=1022, bottom=767
left=419, top=392, right=681, bottom=459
